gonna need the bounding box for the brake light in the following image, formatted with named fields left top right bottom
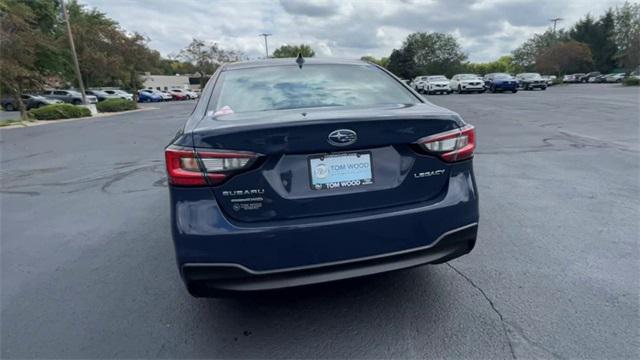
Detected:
left=416, top=125, right=475, bottom=162
left=165, top=147, right=258, bottom=186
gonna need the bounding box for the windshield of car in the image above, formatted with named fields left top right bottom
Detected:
left=520, top=73, right=542, bottom=79
left=211, top=64, right=418, bottom=114
left=428, top=76, right=447, bottom=81
left=494, top=73, right=512, bottom=79
left=458, top=74, right=479, bottom=80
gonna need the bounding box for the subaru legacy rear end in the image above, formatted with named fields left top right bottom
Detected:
left=165, top=58, right=479, bottom=297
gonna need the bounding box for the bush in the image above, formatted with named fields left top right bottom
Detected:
left=622, top=77, right=640, bottom=86
left=96, top=98, right=138, bottom=112
left=28, top=104, right=91, bottom=120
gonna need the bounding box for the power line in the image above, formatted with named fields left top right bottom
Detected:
left=259, top=33, right=272, bottom=58
left=549, top=18, right=563, bottom=33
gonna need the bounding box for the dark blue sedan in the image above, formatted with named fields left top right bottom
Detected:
left=484, top=73, right=519, bottom=93
left=165, top=58, right=479, bottom=297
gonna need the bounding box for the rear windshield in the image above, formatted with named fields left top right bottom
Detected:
left=211, top=64, right=418, bottom=114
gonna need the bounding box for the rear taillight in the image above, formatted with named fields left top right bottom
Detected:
left=165, top=147, right=259, bottom=186
left=416, top=125, right=476, bottom=162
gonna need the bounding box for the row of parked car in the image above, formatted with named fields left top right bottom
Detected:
left=407, top=72, right=554, bottom=95
left=138, top=88, right=199, bottom=102
left=1, top=87, right=200, bottom=111
left=562, top=71, right=635, bottom=83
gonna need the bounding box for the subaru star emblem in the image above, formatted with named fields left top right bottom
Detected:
left=328, top=129, right=357, bottom=146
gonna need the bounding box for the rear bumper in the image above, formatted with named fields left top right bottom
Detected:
left=182, top=223, right=477, bottom=293
left=170, top=162, right=479, bottom=294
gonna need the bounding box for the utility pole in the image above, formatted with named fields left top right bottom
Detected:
left=61, top=0, right=87, bottom=105
left=549, top=18, right=563, bottom=33
left=259, top=33, right=271, bottom=58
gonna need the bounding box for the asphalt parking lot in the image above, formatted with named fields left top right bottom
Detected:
left=1, top=84, right=638, bottom=359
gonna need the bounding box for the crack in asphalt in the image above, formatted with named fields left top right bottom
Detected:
left=447, top=263, right=567, bottom=360
left=447, top=263, right=516, bottom=359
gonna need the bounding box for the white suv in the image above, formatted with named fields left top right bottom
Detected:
left=450, top=74, right=485, bottom=93
left=424, top=75, right=452, bottom=95
left=410, top=76, right=429, bottom=92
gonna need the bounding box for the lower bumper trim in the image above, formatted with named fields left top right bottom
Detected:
left=181, top=223, right=477, bottom=295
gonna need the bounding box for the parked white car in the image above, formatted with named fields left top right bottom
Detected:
left=424, top=75, right=451, bottom=95
left=103, top=89, right=134, bottom=101
left=410, top=76, right=429, bottom=92
left=450, top=74, right=485, bottom=93
left=541, top=75, right=557, bottom=86
left=604, top=73, right=626, bottom=83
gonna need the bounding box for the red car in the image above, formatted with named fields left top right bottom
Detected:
left=167, top=89, right=188, bottom=100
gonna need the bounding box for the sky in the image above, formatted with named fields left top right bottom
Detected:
left=79, top=0, right=626, bottom=62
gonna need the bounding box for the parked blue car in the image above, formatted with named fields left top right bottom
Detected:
left=165, top=58, right=479, bottom=297
left=137, top=89, right=162, bottom=102
left=484, top=73, right=518, bottom=93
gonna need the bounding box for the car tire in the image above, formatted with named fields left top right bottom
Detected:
left=541, top=86, right=547, bottom=90
left=512, top=89, right=518, bottom=93
left=490, top=85, right=496, bottom=93
left=72, top=99, right=82, bottom=105
left=458, top=85, right=463, bottom=94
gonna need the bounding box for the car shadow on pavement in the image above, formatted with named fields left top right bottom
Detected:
left=185, top=265, right=509, bottom=359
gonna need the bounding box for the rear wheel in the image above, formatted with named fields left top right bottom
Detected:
left=5, top=103, right=15, bottom=111
left=541, top=86, right=547, bottom=91
left=511, top=89, right=518, bottom=93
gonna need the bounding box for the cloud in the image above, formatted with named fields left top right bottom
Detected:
left=79, top=0, right=625, bottom=62
left=279, top=0, right=341, bottom=17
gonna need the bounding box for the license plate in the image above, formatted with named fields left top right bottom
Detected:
left=309, top=152, right=374, bottom=190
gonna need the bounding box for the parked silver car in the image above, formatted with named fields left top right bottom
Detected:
left=42, top=90, right=97, bottom=105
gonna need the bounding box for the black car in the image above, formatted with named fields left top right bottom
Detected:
left=1, top=94, right=62, bottom=111
left=580, top=72, right=601, bottom=83
left=515, top=73, right=547, bottom=90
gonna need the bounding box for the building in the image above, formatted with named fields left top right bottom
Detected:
left=142, top=73, right=201, bottom=92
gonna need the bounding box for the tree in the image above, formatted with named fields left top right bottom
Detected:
left=65, top=1, right=127, bottom=88
left=512, top=30, right=569, bottom=70
left=386, top=48, right=416, bottom=79
left=387, top=32, right=466, bottom=78
left=0, top=0, right=53, bottom=120
left=180, top=38, right=242, bottom=87
left=570, top=12, right=617, bottom=73
left=272, top=44, right=315, bottom=58
left=613, top=1, right=640, bottom=70
left=535, top=41, right=593, bottom=75
left=463, top=56, right=523, bottom=75
left=360, top=56, right=389, bottom=68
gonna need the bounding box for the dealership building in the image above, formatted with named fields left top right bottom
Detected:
left=142, top=73, right=201, bottom=91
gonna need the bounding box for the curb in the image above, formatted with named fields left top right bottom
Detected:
left=0, top=107, right=158, bottom=130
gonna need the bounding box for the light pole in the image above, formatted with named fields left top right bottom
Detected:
left=549, top=18, right=563, bottom=33
left=61, top=0, right=87, bottom=105
left=259, top=33, right=271, bottom=58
